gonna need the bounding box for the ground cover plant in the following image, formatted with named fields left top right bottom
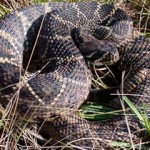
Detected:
left=0, top=0, right=150, bottom=149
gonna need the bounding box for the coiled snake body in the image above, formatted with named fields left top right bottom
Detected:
left=0, top=2, right=150, bottom=149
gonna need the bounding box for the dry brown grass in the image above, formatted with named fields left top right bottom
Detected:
left=0, top=0, right=149, bottom=149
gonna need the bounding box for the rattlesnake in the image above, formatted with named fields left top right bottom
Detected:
left=0, top=2, right=150, bottom=149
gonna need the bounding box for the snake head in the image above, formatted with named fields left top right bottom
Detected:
left=72, top=28, right=119, bottom=66
left=80, top=39, right=120, bottom=66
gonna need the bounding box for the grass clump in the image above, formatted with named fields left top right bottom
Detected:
left=0, top=0, right=150, bottom=149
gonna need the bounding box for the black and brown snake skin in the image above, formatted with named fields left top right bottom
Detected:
left=0, top=2, right=150, bottom=149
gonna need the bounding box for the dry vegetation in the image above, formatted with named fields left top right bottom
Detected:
left=0, top=0, right=150, bottom=149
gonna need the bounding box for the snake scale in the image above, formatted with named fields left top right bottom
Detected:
left=0, top=2, right=150, bottom=149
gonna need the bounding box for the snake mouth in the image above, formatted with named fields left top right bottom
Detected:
left=92, top=51, right=120, bottom=67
